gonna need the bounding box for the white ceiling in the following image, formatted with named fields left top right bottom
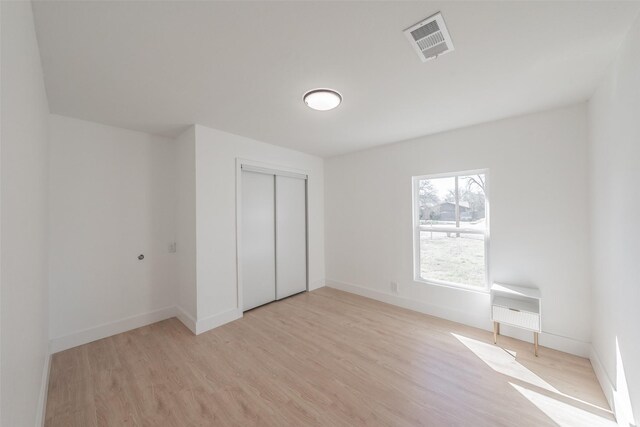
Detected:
left=33, top=1, right=640, bottom=157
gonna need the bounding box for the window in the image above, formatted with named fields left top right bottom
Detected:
left=413, top=170, right=489, bottom=289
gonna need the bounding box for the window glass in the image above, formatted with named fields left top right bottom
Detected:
left=419, top=231, right=485, bottom=287
left=414, top=171, right=488, bottom=288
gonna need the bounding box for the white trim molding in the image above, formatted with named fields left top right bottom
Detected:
left=48, top=305, right=245, bottom=355
left=195, top=308, right=242, bottom=335
left=49, top=306, right=176, bottom=353
left=325, top=279, right=590, bottom=358
left=309, top=278, right=326, bottom=291
left=35, top=352, right=52, bottom=426
left=327, top=279, right=490, bottom=329
left=590, top=345, right=615, bottom=418
left=175, top=306, right=197, bottom=334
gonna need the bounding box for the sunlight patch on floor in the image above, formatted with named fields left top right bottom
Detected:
left=511, top=383, right=616, bottom=427
left=453, top=333, right=616, bottom=425
left=452, top=333, right=557, bottom=392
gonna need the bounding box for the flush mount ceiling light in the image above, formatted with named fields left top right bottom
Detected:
left=303, top=88, right=342, bottom=111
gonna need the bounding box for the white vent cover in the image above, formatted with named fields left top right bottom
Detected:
left=404, top=12, right=454, bottom=62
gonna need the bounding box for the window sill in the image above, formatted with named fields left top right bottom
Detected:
left=413, top=277, right=490, bottom=295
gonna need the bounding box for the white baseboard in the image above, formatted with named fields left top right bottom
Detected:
left=309, top=278, right=326, bottom=291
left=35, top=352, right=51, bottom=426
left=590, top=345, right=615, bottom=415
left=175, top=305, right=197, bottom=334
left=325, top=279, right=590, bottom=358
left=49, top=304, right=244, bottom=354
left=49, top=306, right=176, bottom=353
left=196, top=308, right=242, bottom=335
left=326, top=278, right=491, bottom=329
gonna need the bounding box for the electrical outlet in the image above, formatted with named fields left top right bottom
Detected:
left=168, top=242, right=177, bottom=253
left=390, top=281, right=399, bottom=294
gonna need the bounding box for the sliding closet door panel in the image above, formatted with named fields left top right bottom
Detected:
left=275, top=175, right=307, bottom=299
left=241, top=171, right=276, bottom=311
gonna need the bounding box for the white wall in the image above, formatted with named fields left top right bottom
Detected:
left=1, top=1, right=51, bottom=425
left=588, top=13, right=640, bottom=425
left=175, top=126, right=197, bottom=330
left=325, top=104, right=591, bottom=356
left=193, top=125, right=325, bottom=331
left=48, top=115, right=177, bottom=351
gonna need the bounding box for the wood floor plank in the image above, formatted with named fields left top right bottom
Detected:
left=45, top=288, right=614, bottom=426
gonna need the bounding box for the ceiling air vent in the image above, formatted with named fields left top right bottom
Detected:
left=404, top=12, right=454, bottom=62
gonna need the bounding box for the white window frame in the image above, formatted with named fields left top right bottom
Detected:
left=412, top=169, right=490, bottom=292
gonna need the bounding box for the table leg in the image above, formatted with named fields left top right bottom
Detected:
left=493, top=321, right=498, bottom=344
left=534, top=332, right=539, bottom=357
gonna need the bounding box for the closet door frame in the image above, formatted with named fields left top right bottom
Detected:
left=235, top=158, right=309, bottom=313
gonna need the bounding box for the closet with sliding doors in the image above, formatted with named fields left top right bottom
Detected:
left=240, top=165, right=308, bottom=311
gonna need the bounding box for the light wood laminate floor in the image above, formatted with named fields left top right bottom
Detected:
left=45, top=288, right=614, bottom=426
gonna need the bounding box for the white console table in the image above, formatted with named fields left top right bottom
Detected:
left=490, top=283, right=541, bottom=356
